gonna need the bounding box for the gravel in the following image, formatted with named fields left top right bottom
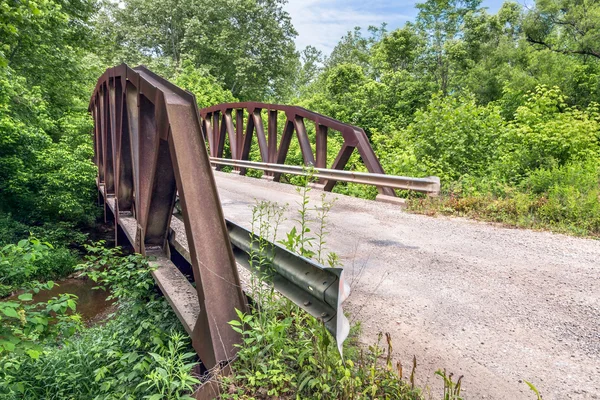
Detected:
left=213, top=171, right=600, bottom=400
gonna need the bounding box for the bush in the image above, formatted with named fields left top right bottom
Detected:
left=0, top=282, right=81, bottom=359
left=0, top=303, right=196, bottom=400
left=521, top=160, right=600, bottom=234
left=174, top=61, right=237, bottom=108
left=0, top=243, right=199, bottom=400
left=0, top=237, right=79, bottom=297
left=380, top=93, right=505, bottom=182
left=0, top=67, right=98, bottom=227
left=0, top=215, right=30, bottom=246
left=495, top=86, right=600, bottom=182
left=408, top=160, right=600, bottom=237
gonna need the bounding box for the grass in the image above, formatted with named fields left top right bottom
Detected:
left=407, top=190, right=600, bottom=239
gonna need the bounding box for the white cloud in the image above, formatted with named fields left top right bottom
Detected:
left=284, top=0, right=517, bottom=56
left=284, top=0, right=413, bottom=55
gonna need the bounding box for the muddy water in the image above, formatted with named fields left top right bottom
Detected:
left=7, top=279, right=115, bottom=325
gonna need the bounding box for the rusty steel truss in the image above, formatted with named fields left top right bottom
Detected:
left=199, top=102, right=397, bottom=197
left=90, top=63, right=248, bottom=370
left=89, top=65, right=351, bottom=381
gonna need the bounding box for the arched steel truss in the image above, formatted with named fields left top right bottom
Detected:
left=199, top=102, right=396, bottom=196
left=89, top=63, right=247, bottom=370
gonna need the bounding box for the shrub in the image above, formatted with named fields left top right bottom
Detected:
left=0, top=243, right=199, bottom=399
left=174, top=61, right=237, bottom=108
left=521, top=160, right=600, bottom=235
left=0, top=281, right=81, bottom=359
left=0, top=303, right=195, bottom=400
left=388, top=93, right=505, bottom=182
left=0, top=67, right=97, bottom=228
left=0, top=237, right=79, bottom=297
left=408, top=160, right=600, bottom=237
left=496, top=86, right=600, bottom=182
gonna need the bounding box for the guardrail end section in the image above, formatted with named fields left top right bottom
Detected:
left=427, top=176, right=441, bottom=197
left=325, top=267, right=351, bottom=356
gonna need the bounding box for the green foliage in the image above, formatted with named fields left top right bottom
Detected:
left=0, top=0, right=100, bottom=229
left=0, top=216, right=29, bottom=247
left=0, top=281, right=81, bottom=359
left=408, top=159, right=600, bottom=236
left=97, top=0, right=298, bottom=100
left=436, top=369, right=463, bottom=400
left=0, top=214, right=89, bottom=249
left=225, top=306, right=422, bottom=399
left=276, top=171, right=341, bottom=267
left=521, top=160, right=600, bottom=234
left=292, top=1, right=600, bottom=240
left=524, top=0, right=600, bottom=60
left=174, top=61, right=237, bottom=108
left=0, top=66, right=98, bottom=227
left=496, top=86, right=600, bottom=181
left=524, top=380, right=542, bottom=400
left=279, top=175, right=315, bottom=259
left=0, top=237, right=79, bottom=297
left=415, top=0, right=483, bottom=95
left=0, top=243, right=198, bottom=400
left=398, top=93, right=505, bottom=181
left=327, top=26, right=385, bottom=70
left=358, top=81, right=599, bottom=236
left=75, top=242, right=157, bottom=302
left=138, top=332, right=199, bottom=400
left=0, top=304, right=195, bottom=400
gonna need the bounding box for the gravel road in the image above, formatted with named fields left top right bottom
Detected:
left=213, top=171, right=600, bottom=400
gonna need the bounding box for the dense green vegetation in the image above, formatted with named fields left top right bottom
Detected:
left=0, top=0, right=598, bottom=398
left=2, top=0, right=599, bottom=238
left=0, top=243, right=199, bottom=399
left=289, top=1, right=600, bottom=236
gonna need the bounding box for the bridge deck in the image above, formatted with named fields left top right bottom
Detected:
left=212, top=170, right=600, bottom=400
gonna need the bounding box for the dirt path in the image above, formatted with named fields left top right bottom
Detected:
left=213, top=171, right=600, bottom=400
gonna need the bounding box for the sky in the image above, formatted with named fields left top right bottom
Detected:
left=284, top=0, right=515, bottom=56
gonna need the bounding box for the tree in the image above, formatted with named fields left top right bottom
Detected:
left=327, top=25, right=386, bottom=70
left=416, top=0, right=483, bottom=94
left=296, top=46, right=323, bottom=90
left=0, top=0, right=99, bottom=225
left=372, top=24, right=424, bottom=74
left=524, top=0, right=600, bottom=59
left=97, top=0, right=299, bottom=100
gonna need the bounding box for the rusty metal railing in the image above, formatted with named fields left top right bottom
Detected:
left=90, top=63, right=248, bottom=371
left=198, top=102, right=397, bottom=197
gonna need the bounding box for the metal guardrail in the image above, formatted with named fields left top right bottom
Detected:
left=210, top=157, right=441, bottom=196
left=166, top=216, right=351, bottom=355
left=226, top=221, right=350, bottom=353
